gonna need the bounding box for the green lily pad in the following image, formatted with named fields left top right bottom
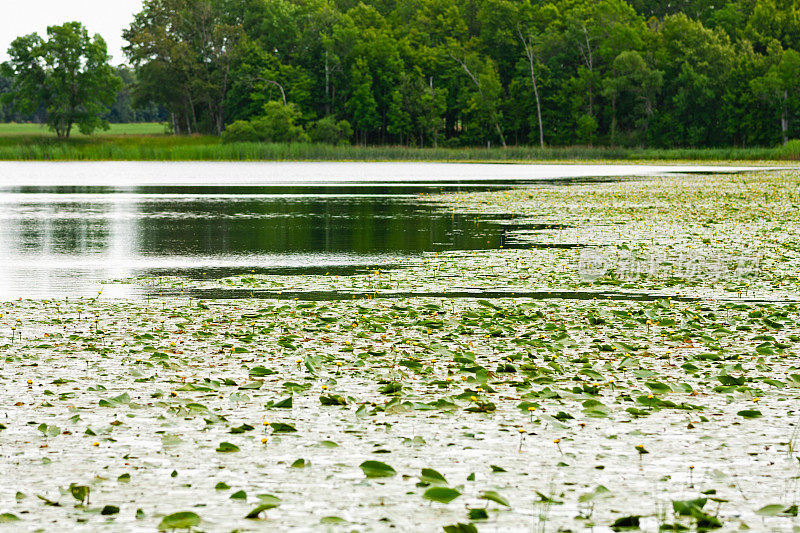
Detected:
left=360, top=460, right=396, bottom=478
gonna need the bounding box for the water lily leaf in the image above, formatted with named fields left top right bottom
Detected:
left=272, top=396, right=293, bottom=408
left=69, top=484, right=90, bottom=504
left=0, top=513, right=20, bottom=522
left=611, top=516, right=640, bottom=531
left=320, top=516, right=346, bottom=523
left=420, top=468, right=448, bottom=486
left=756, top=504, right=785, bottom=516
left=443, top=523, right=478, bottom=533
left=423, top=487, right=461, bottom=504
left=229, top=392, right=250, bottom=403
left=379, top=382, right=403, bottom=394
left=304, top=355, right=319, bottom=374
left=468, top=508, right=489, bottom=520
left=216, top=442, right=240, bottom=453
left=230, top=423, right=254, bottom=434
left=161, top=435, right=183, bottom=447
left=737, top=410, right=762, bottom=418
left=320, top=394, right=347, bottom=406
left=360, top=460, right=396, bottom=478
left=100, top=505, right=120, bottom=515
left=245, top=503, right=279, bottom=519
left=99, top=393, right=130, bottom=407
left=270, top=422, right=297, bottom=433
left=717, top=375, right=745, bottom=386
left=249, top=366, right=277, bottom=377
left=673, top=498, right=706, bottom=515
left=578, top=485, right=611, bottom=503
left=157, top=511, right=201, bottom=530
left=645, top=381, right=671, bottom=393
left=480, top=490, right=510, bottom=507
left=690, top=508, right=722, bottom=529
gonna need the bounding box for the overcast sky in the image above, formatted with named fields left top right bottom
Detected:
left=1, top=0, right=144, bottom=64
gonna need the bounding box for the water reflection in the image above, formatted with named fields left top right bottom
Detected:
left=0, top=185, right=519, bottom=299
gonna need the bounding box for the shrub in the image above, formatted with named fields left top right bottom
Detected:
left=221, top=120, right=260, bottom=143
left=251, top=102, right=308, bottom=143
left=221, top=102, right=309, bottom=144
left=308, top=116, right=353, bottom=145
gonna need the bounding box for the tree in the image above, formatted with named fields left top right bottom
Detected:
left=387, top=71, right=445, bottom=146
left=602, top=51, right=663, bottom=144
left=650, top=13, right=735, bottom=146
left=751, top=46, right=800, bottom=145
left=346, top=58, right=379, bottom=144
left=0, top=22, right=120, bottom=138
left=450, top=48, right=507, bottom=147
left=123, top=0, right=242, bottom=135
left=308, top=115, right=353, bottom=145
left=515, top=1, right=559, bottom=148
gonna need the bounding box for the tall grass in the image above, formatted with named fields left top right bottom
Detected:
left=0, top=133, right=797, bottom=162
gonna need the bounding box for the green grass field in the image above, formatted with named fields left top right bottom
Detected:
left=0, top=122, right=798, bottom=162
left=0, top=122, right=167, bottom=137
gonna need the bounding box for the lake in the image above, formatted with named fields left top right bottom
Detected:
left=0, top=162, right=763, bottom=299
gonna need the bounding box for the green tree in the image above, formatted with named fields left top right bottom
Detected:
left=450, top=48, right=507, bottom=146
left=602, top=51, right=663, bottom=144
left=63, top=0, right=800, bottom=148
left=514, top=1, right=559, bottom=147
left=346, top=58, right=379, bottom=144
left=1, top=22, right=120, bottom=138
left=751, top=46, right=800, bottom=145
left=221, top=101, right=308, bottom=142
left=124, top=0, right=242, bottom=135
left=308, top=115, right=353, bottom=144
left=650, top=13, right=735, bottom=146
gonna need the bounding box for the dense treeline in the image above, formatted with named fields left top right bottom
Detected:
left=4, top=0, right=800, bottom=147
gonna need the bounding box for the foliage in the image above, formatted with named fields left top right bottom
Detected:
left=123, top=0, right=242, bottom=135
left=3, top=132, right=800, bottom=161
left=0, top=22, right=121, bottom=138
left=115, top=0, right=800, bottom=146
left=308, top=116, right=353, bottom=145
left=221, top=102, right=308, bottom=143
left=5, top=1, right=800, bottom=147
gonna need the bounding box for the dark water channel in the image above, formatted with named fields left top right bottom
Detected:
left=0, top=162, right=764, bottom=300
left=0, top=183, right=538, bottom=299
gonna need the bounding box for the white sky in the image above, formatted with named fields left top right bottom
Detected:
left=1, top=0, right=144, bottom=65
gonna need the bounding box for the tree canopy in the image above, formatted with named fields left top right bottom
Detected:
left=1, top=22, right=121, bottom=138
left=4, top=1, right=800, bottom=147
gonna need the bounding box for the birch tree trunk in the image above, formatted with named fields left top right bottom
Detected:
left=518, top=26, right=545, bottom=148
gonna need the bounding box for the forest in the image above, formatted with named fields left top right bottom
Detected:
left=3, top=0, right=800, bottom=148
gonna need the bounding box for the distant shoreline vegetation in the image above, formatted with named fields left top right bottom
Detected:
left=1, top=127, right=800, bottom=162
left=2, top=1, right=800, bottom=151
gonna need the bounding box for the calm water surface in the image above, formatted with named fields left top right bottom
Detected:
left=0, top=162, right=763, bottom=299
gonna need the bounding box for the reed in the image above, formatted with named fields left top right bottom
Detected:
left=0, top=132, right=794, bottom=162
